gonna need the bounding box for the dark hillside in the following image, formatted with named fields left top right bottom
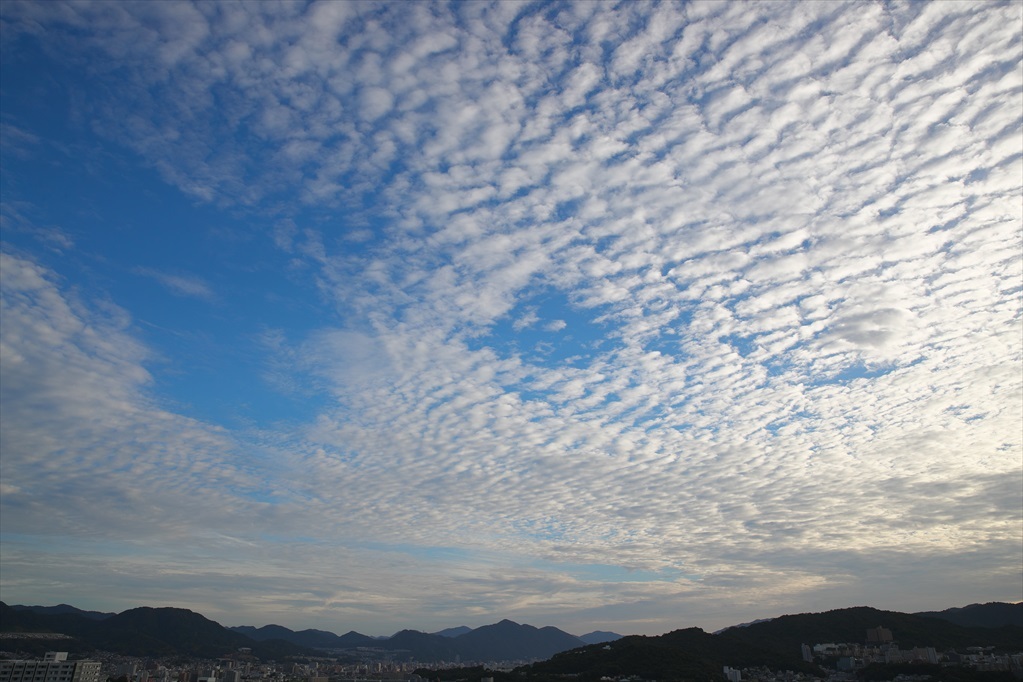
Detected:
left=0, top=602, right=96, bottom=639
left=522, top=627, right=819, bottom=681
left=231, top=624, right=347, bottom=649
left=519, top=607, right=1023, bottom=681
left=94, top=608, right=317, bottom=659
left=0, top=602, right=94, bottom=657
left=9, top=605, right=114, bottom=621
left=1, top=603, right=314, bottom=660
left=92, top=607, right=254, bottom=657
left=578, top=630, right=622, bottom=644
left=231, top=624, right=295, bottom=641
left=382, top=629, right=459, bottom=661
left=915, top=603, right=1023, bottom=629
left=335, top=631, right=381, bottom=648
left=433, top=626, right=472, bottom=638
left=719, top=606, right=1023, bottom=654
left=454, top=619, right=584, bottom=662
left=1, top=602, right=53, bottom=633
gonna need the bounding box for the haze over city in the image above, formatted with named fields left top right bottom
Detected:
left=0, top=1, right=1020, bottom=638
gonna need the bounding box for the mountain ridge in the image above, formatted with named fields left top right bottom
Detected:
left=0, top=602, right=316, bottom=660
left=432, top=625, right=473, bottom=638
left=5, top=601, right=1020, bottom=667
left=519, top=605, right=1023, bottom=680
left=452, top=619, right=584, bottom=662
left=579, top=630, right=623, bottom=644
left=9, top=604, right=115, bottom=621
left=914, top=602, right=1023, bottom=628
left=2, top=602, right=591, bottom=663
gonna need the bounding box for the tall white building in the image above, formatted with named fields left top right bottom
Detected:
left=0, top=653, right=101, bottom=682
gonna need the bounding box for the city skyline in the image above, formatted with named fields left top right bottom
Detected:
left=1, top=1, right=1021, bottom=637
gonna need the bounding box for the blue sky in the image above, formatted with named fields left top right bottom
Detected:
left=1, top=1, right=1020, bottom=637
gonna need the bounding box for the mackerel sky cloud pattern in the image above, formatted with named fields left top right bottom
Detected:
left=0, top=1, right=1020, bottom=635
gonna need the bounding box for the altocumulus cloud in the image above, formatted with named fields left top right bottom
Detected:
left=0, top=0, right=1020, bottom=635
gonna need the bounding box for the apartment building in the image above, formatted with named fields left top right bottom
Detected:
left=0, top=653, right=101, bottom=682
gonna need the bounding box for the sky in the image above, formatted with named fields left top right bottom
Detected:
left=0, top=0, right=1020, bottom=638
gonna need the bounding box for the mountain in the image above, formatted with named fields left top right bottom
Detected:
left=84, top=607, right=320, bottom=659
left=235, top=619, right=587, bottom=663
left=89, top=607, right=251, bottom=657
left=336, top=630, right=383, bottom=647
left=578, top=630, right=623, bottom=644
left=0, top=602, right=96, bottom=656
left=0, top=602, right=315, bottom=660
left=229, top=624, right=390, bottom=650
left=519, top=607, right=1023, bottom=681
left=454, top=619, right=584, bottom=662
left=228, top=619, right=584, bottom=661
left=915, top=602, right=1023, bottom=629
left=1, top=601, right=55, bottom=632
left=382, top=629, right=460, bottom=661
left=714, top=617, right=776, bottom=633
left=371, top=620, right=585, bottom=663
left=231, top=624, right=298, bottom=642
left=229, top=624, right=362, bottom=649
left=9, top=600, right=1020, bottom=669
left=10, top=604, right=115, bottom=620
left=433, top=625, right=473, bottom=638
left=717, top=606, right=1023, bottom=655
left=522, top=626, right=813, bottom=681
left=0, top=601, right=98, bottom=639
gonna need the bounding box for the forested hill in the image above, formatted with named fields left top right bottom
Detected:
left=717, top=605, right=1023, bottom=653
left=0, top=602, right=315, bottom=660
left=915, top=602, right=1023, bottom=629
left=515, top=606, right=1022, bottom=681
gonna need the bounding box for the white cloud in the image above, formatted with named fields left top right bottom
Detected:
left=0, top=253, right=258, bottom=543
left=1, top=0, right=1020, bottom=635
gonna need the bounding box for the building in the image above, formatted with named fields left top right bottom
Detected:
left=0, top=653, right=101, bottom=682
left=114, top=664, right=138, bottom=680
left=865, top=626, right=892, bottom=644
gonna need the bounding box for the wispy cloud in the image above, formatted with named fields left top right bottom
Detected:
left=133, top=267, right=216, bottom=301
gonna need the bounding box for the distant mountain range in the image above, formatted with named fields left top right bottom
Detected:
left=578, top=630, right=623, bottom=644
left=0, top=602, right=615, bottom=663
left=229, top=623, right=380, bottom=650
left=432, top=625, right=473, bottom=638
left=0, top=602, right=314, bottom=660
left=227, top=618, right=597, bottom=662
left=2, top=600, right=1018, bottom=669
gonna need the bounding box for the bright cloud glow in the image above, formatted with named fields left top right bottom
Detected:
left=1, top=0, right=1020, bottom=636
